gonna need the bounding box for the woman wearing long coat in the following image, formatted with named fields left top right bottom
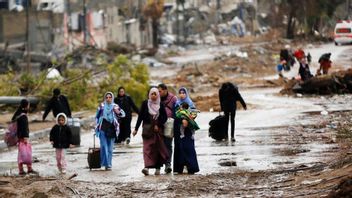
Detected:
left=173, top=87, right=200, bottom=174
left=114, top=86, right=139, bottom=144
left=132, top=87, right=169, bottom=176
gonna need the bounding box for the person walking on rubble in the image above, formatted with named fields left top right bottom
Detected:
left=219, top=82, right=247, bottom=142
left=95, top=92, right=125, bottom=170
left=49, top=113, right=72, bottom=174
left=114, top=86, right=139, bottom=145
left=42, top=88, right=72, bottom=121
left=158, top=83, right=177, bottom=174
left=132, top=87, right=169, bottom=176
left=13, top=99, right=38, bottom=176
left=173, top=87, right=200, bottom=174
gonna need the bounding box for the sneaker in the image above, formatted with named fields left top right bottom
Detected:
left=155, top=169, right=160, bottom=175
left=142, top=168, right=149, bottom=176
left=125, top=138, right=130, bottom=145
left=164, top=165, right=172, bottom=174
left=61, top=169, right=67, bottom=174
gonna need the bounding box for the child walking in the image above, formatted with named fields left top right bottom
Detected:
left=14, top=99, right=38, bottom=176
left=50, top=113, right=72, bottom=174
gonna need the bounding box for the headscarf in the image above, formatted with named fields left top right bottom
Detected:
left=12, top=99, right=29, bottom=121
left=103, top=92, right=115, bottom=123
left=175, top=87, right=195, bottom=108
left=56, top=113, right=67, bottom=125
left=147, top=87, right=160, bottom=119
left=117, top=86, right=125, bottom=98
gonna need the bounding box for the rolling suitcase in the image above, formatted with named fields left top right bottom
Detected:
left=87, top=135, right=101, bottom=170
left=67, top=118, right=81, bottom=146
left=209, top=114, right=228, bottom=141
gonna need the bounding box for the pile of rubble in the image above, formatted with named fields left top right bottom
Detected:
left=280, top=69, right=352, bottom=95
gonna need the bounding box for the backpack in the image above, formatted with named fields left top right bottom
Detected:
left=4, top=113, right=25, bottom=147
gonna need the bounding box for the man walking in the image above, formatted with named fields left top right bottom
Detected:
left=158, top=84, right=177, bottom=173
left=43, top=88, right=72, bottom=121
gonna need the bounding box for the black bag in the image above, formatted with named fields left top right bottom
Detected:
left=101, top=119, right=116, bottom=138
left=142, top=124, right=154, bottom=139
left=87, top=135, right=101, bottom=170
left=209, top=115, right=228, bottom=141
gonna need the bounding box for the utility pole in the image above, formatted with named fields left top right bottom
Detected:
left=176, top=0, right=179, bottom=45
left=66, top=0, right=71, bottom=50
left=25, top=0, right=31, bottom=73
left=83, top=0, right=89, bottom=45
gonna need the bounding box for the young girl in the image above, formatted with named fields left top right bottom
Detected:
left=14, top=99, right=38, bottom=175
left=50, top=113, right=72, bottom=174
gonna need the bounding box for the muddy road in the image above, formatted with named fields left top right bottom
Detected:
left=1, top=42, right=352, bottom=197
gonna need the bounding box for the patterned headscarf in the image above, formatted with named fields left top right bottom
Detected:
left=103, top=92, right=115, bottom=122
left=147, top=87, right=160, bottom=119
left=176, top=87, right=195, bottom=108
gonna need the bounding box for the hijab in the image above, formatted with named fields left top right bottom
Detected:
left=103, top=92, right=115, bottom=122
left=176, top=87, right=195, bottom=108
left=12, top=99, right=29, bottom=121
left=147, top=87, right=160, bottom=119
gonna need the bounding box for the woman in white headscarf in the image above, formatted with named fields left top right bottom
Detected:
left=132, top=87, right=168, bottom=176
left=95, top=92, right=125, bottom=170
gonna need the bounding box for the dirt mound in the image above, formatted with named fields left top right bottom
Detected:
left=280, top=69, right=352, bottom=95
left=327, top=177, right=352, bottom=198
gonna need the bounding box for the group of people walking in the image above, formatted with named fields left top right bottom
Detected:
left=12, top=82, right=246, bottom=176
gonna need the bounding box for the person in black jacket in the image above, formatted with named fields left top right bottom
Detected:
left=219, top=82, right=247, bottom=142
left=42, top=88, right=72, bottom=121
left=13, top=99, right=38, bottom=175
left=50, top=113, right=72, bottom=174
left=114, top=86, right=139, bottom=144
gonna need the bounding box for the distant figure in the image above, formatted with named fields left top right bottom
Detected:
left=13, top=99, right=38, bottom=176
left=298, top=58, right=313, bottom=81
left=50, top=113, right=72, bottom=174
left=276, top=59, right=287, bottom=78
left=318, top=53, right=332, bottom=75
left=43, top=88, right=72, bottom=121
left=114, top=87, right=139, bottom=145
left=280, top=45, right=295, bottom=70
left=219, top=82, right=247, bottom=142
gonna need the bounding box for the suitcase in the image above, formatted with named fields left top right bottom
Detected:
left=209, top=114, right=228, bottom=141
left=87, top=135, right=101, bottom=170
left=67, top=118, right=81, bottom=146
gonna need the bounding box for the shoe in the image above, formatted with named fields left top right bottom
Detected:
left=231, top=138, right=236, bottom=142
left=125, top=138, right=130, bottom=145
left=142, top=168, right=149, bottom=176
left=155, top=169, right=160, bottom=175
left=164, top=165, right=172, bottom=174
left=105, top=167, right=112, bottom=171
left=19, top=171, right=26, bottom=176
left=28, top=170, right=39, bottom=175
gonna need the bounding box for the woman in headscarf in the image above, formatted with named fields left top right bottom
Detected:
left=114, top=86, right=139, bottom=144
left=132, top=87, right=168, bottom=176
left=95, top=92, right=125, bottom=170
left=175, top=87, right=195, bottom=109
left=173, top=87, right=200, bottom=174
